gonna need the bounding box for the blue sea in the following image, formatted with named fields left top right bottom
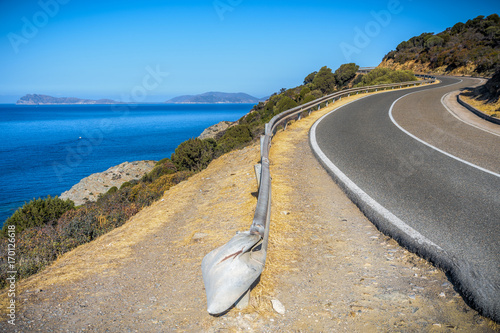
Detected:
left=0, top=103, right=253, bottom=224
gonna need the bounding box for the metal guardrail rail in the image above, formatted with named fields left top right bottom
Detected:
left=457, top=94, right=500, bottom=125
left=201, top=75, right=436, bottom=315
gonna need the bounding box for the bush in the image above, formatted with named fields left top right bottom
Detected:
left=216, top=124, right=253, bottom=155
left=171, top=138, right=217, bottom=172
left=0, top=225, right=60, bottom=288
left=299, top=87, right=311, bottom=101
left=120, top=181, right=133, bottom=190
left=356, top=68, right=416, bottom=86
left=275, top=96, right=298, bottom=114
left=142, top=158, right=177, bottom=183
left=2, top=196, right=75, bottom=236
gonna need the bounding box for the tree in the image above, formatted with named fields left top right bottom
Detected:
left=334, top=63, right=359, bottom=88
left=312, top=66, right=336, bottom=94
left=451, top=22, right=465, bottom=35
left=303, top=71, right=317, bottom=85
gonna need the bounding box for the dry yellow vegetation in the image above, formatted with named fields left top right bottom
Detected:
left=460, top=93, right=500, bottom=118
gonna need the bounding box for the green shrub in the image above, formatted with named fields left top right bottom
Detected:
left=107, top=186, right=118, bottom=194
left=171, top=138, right=217, bottom=172
left=0, top=225, right=60, bottom=288
left=356, top=68, right=416, bottom=86
left=261, top=100, right=275, bottom=122
left=274, top=96, right=298, bottom=114
left=2, top=196, right=75, bottom=236
left=142, top=158, right=177, bottom=183
left=299, top=87, right=311, bottom=101
left=216, top=124, right=253, bottom=155
left=120, top=181, right=133, bottom=190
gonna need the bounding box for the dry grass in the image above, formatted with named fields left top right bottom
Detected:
left=460, top=93, right=500, bottom=118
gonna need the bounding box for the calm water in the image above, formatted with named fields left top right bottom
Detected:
left=0, top=103, right=253, bottom=224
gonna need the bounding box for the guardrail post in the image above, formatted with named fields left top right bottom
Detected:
left=254, top=163, right=262, bottom=189
left=308, top=108, right=312, bottom=115
left=317, top=104, right=320, bottom=110
left=260, top=135, right=265, bottom=155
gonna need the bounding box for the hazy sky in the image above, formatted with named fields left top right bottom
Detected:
left=1, top=0, right=499, bottom=102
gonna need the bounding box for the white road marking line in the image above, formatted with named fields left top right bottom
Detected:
left=310, top=97, right=442, bottom=250
left=389, top=91, right=500, bottom=179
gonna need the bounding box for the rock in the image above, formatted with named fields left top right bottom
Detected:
left=271, top=299, right=286, bottom=315
left=60, top=160, right=157, bottom=205
left=192, top=232, right=209, bottom=241
left=198, top=121, right=234, bottom=140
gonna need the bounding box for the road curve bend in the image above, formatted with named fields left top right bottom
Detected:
left=310, top=77, right=500, bottom=322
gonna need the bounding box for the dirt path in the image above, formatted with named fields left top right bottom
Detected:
left=2, top=92, right=499, bottom=332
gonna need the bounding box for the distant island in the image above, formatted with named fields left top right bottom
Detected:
left=166, top=92, right=265, bottom=104
left=16, top=94, right=120, bottom=105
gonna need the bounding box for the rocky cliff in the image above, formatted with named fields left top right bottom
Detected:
left=197, top=120, right=235, bottom=140
left=60, top=161, right=156, bottom=206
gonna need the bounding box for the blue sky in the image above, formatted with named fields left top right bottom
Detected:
left=0, top=0, right=499, bottom=102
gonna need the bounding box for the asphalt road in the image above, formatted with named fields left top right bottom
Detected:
left=310, top=77, right=500, bottom=322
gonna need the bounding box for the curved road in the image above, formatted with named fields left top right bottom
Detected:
left=310, top=77, right=500, bottom=322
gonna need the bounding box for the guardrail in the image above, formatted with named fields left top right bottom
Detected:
left=457, top=94, right=500, bottom=125
left=201, top=75, right=436, bottom=315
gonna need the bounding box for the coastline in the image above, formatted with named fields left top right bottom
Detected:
left=58, top=119, right=239, bottom=205
left=1, top=103, right=254, bottom=224
left=59, top=161, right=157, bottom=206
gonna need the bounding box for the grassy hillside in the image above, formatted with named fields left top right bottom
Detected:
left=381, top=14, right=500, bottom=76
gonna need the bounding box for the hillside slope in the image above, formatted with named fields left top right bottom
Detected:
left=381, top=14, right=500, bottom=76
